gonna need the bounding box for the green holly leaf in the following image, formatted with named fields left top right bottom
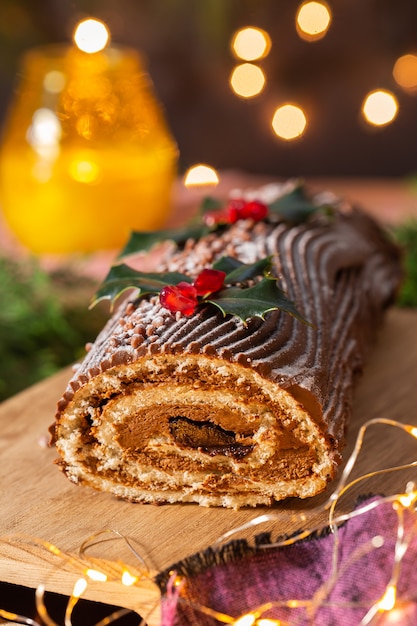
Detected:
left=212, top=256, right=242, bottom=274
left=269, top=184, right=331, bottom=224
left=213, top=256, right=273, bottom=284
left=91, top=253, right=311, bottom=326
left=91, top=264, right=190, bottom=308
left=117, top=196, right=225, bottom=259
left=207, top=276, right=311, bottom=325
left=117, top=224, right=211, bottom=259
left=199, top=196, right=224, bottom=214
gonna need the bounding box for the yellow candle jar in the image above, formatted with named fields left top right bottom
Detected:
left=0, top=44, right=178, bottom=254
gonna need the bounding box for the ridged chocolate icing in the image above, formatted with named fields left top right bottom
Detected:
left=56, top=206, right=399, bottom=434
left=51, top=183, right=402, bottom=507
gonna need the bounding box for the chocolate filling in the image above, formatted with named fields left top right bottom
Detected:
left=169, top=416, right=254, bottom=459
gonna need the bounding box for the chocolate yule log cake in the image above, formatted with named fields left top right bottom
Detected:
left=50, top=181, right=402, bottom=508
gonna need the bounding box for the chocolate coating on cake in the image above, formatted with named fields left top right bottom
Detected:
left=51, top=184, right=402, bottom=508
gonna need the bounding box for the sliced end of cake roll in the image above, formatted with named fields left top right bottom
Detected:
left=52, top=348, right=337, bottom=508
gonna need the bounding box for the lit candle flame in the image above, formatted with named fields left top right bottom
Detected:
left=73, top=18, right=110, bottom=53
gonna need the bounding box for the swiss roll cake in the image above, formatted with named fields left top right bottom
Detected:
left=50, top=181, right=402, bottom=508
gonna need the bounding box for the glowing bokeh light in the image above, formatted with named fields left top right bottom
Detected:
left=397, top=491, right=417, bottom=508
left=86, top=568, right=107, bottom=582
left=362, top=89, right=399, bottom=127
left=27, top=108, right=61, bottom=152
left=380, top=602, right=417, bottom=624
left=43, top=70, right=66, bottom=94
left=233, top=614, right=256, bottom=626
left=73, top=18, right=110, bottom=53
left=121, top=570, right=139, bottom=586
left=72, top=578, right=88, bottom=598
left=231, top=27, right=271, bottom=61
left=377, top=585, right=397, bottom=612
left=296, top=1, right=332, bottom=41
left=184, top=164, right=219, bottom=187
left=393, top=54, right=417, bottom=91
left=69, top=159, right=101, bottom=184
left=230, top=63, right=266, bottom=98
left=272, top=104, right=307, bottom=140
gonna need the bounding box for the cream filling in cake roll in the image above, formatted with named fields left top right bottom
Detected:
left=54, top=352, right=335, bottom=508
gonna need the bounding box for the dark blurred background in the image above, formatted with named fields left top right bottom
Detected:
left=1, top=0, right=417, bottom=178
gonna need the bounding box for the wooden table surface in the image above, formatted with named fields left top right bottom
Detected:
left=1, top=306, right=417, bottom=623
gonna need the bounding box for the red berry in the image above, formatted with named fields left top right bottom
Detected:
left=177, top=281, right=198, bottom=298
left=160, top=282, right=198, bottom=316
left=241, top=200, right=268, bottom=221
left=226, top=198, right=246, bottom=223
left=193, top=269, right=226, bottom=296
left=203, top=209, right=230, bottom=227
left=203, top=198, right=268, bottom=227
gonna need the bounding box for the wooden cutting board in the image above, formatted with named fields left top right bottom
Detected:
left=1, top=307, right=417, bottom=624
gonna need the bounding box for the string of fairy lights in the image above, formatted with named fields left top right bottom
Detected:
left=1, top=416, right=417, bottom=625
